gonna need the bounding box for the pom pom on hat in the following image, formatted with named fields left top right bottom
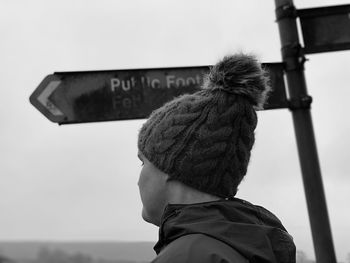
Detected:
left=202, top=54, right=271, bottom=109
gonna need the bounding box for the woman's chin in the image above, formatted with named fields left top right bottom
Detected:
left=142, top=208, right=159, bottom=226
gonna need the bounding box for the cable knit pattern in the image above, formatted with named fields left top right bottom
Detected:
left=138, top=54, right=269, bottom=197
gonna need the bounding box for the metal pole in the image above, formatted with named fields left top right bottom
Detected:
left=274, top=1, right=337, bottom=263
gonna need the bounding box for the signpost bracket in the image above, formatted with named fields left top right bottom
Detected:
left=288, top=95, right=312, bottom=110
left=275, top=3, right=297, bottom=21
left=282, top=43, right=307, bottom=71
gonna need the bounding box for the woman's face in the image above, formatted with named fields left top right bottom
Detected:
left=137, top=152, right=169, bottom=226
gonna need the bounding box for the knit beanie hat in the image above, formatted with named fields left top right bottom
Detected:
left=138, top=54, right=271, bottom=198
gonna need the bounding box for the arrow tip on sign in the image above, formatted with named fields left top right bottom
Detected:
left=30, top=75, right=66, bottom=123
left=36, top=80, right=63, bottom=116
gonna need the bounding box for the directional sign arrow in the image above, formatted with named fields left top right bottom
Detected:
left=30, top=63, right=288, bottom=125
left=30, top=75, right=66, bottom=123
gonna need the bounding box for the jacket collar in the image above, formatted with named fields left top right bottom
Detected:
left=154, top=198, right=296, bottom=263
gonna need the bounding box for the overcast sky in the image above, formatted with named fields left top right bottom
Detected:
left=1, top=0, right=350, bottom=261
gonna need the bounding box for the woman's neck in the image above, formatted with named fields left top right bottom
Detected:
left=166, top=180, right=221, bottom=205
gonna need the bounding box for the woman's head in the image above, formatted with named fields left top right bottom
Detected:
left=138, top=53, right=270, bottom=199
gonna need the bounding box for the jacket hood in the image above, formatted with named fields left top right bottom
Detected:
left=154, top=198, right=295, bottom=263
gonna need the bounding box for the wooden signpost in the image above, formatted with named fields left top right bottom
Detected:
left=30, top=63, right=287, bottom=124
left=275, top=1, right=350, bottom=263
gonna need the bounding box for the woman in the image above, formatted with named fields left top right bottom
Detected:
left=137, top=53, right=296, bottom=263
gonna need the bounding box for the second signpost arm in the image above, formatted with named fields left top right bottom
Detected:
left=275, top=0, right=337, bottom=263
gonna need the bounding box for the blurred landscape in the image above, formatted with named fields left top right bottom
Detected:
left=1, top=241, right=347, bottom=263
left=0, top=242, right=154, bottom=263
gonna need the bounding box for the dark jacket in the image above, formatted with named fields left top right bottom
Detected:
left=152, top=198, right=295, bottom=263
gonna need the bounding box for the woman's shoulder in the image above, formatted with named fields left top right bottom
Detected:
left=151, top=233, right=248, bottom=263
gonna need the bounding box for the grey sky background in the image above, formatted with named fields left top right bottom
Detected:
left=1, top=0, right=349, bottom=261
